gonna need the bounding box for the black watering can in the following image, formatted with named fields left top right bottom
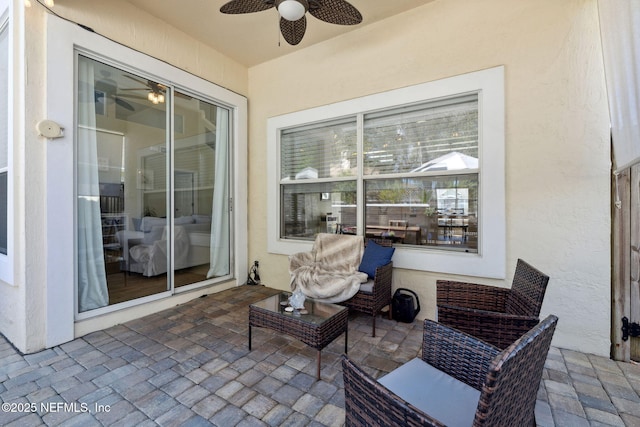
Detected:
left=392, top=288, right=421, bottom=323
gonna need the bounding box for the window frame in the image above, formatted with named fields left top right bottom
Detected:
left=267, top=66, right=505, bottom=279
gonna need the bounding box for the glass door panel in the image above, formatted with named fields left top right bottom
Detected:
left=77, top=55, right=170, bottom=311
left=173, top=91, right=231, bottom=287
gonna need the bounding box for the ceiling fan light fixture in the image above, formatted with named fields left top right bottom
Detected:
left=278, top=0, right=305, bottom=21
left=147, top=92, right=163, bottom=104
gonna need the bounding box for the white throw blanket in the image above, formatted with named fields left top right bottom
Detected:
left=289, top=233, right=368, bottom=303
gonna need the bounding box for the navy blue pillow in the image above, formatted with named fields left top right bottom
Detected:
left=359, top=241, right=395, bottom=279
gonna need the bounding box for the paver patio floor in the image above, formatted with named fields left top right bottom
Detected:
left=1, top=285, right=640, bottom=426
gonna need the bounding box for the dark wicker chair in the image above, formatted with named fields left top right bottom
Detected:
left=437, top=258, right=550, bottom=349
left=342, top=238, right=393, bottom=337
left=343, top=315, right=558, bottom=427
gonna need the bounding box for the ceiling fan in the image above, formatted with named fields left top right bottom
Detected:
left=220, top=0, right=363, bottom=46
left=93, top=70, right=135, bottom=111
left=119, top=75, right=167, bottom=105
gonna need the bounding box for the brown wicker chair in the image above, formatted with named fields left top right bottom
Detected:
left=342, top=315, right=558, bottom=427
left=342, top=238, right=393, bottom=337
left=437, top=258, right=550, bottom=349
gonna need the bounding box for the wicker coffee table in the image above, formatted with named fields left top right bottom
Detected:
left=249, top=292, right=348, bottom=380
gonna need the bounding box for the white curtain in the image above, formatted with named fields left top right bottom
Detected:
left=207, top=107, right=230, bottom=277
left=77, top=59, right=109, bottom=311
left=599, top=0, right=640, bottom=172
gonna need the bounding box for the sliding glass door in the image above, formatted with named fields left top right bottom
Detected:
left=173, top=92, right=231, bottom=283
left=76, top=55, right=231, bottom=313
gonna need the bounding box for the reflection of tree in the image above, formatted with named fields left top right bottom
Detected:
left=363, top=99, right=479, bottom=174
left=378, top=186, right=404, bottom=204
left=334, top=178, right=357, bottom=205
left=283, top=122, right=356, bottom=179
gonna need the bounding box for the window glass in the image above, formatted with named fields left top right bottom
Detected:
left=281, top=118, right=357, bottom=180
left=281, top=180, right=356, bottom=238
left=363, top=96, right=478, bottom=175
left=76, top=55, right=232, bottom=313
left=364, top=175, right=477, bottom=249
left=279, top=95, right=479, bottom=252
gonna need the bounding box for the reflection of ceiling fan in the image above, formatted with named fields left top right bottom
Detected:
left=119, top=75, right=167, bottom=105
left=220, top=0, right=363, bottom=46
left=94, top=70, right=135, bottom=111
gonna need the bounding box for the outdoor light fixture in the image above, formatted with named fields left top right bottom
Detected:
left=277, top=0, right=306, bottom=21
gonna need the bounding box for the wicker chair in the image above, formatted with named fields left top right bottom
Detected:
left=342, top=238, right=393, bottom=337
left=343, top=315, right=558, bottom=427
left=437, top=258, right=550, bottom=349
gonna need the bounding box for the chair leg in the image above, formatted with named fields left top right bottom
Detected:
left=372, top=314, right=376, bottom=337
left=387, top=304, right=392, bottom=320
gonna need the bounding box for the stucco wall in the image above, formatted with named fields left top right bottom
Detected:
left=0, top=0, right=42, bottom=353
left=248, top=0, right=611, bottom=355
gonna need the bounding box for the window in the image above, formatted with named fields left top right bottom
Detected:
left=279, top=96, right=479, bottom=250
left=268, top=67, right=505, bottom=278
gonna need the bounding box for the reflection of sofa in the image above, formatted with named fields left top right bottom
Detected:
left=116, top=215, right=211, bottom=277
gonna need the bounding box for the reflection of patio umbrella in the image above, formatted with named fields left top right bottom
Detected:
left=411, top=151, right=478, bottom=172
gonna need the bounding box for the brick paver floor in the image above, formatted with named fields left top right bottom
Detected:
left=1, top=285, right=639, bottom=426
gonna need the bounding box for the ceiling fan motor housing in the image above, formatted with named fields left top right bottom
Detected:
left=275, top=0, right=308, bottom=21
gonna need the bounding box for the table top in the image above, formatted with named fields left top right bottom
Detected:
left=250, top=292, right=347, bottom=327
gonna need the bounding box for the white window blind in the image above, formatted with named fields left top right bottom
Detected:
left=281, top=118, right=357, bottom=180
left=363, top=96, right=478, bottom=175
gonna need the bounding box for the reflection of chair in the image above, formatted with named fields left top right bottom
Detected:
left=388, top=220, right=407, bottom=227
left=342, top=239, right=393, bottom=337
left=342, top=315, right=558, bottom=427
left=437, top=258, right=550, bottom=349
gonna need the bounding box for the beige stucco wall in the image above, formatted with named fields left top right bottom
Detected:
left=248, top=0, right=611, bottom=356
left=0, top=0, right=248, bottom=353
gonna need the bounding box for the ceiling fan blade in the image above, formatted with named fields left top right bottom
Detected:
left=220, top=0, right=275, bottom=14
left=280, top=16, right=306, bottom=45
left=115, top=97, right=135, bottom=111
left=309, top=0, right=362, bottom=25
left=118, top=94, right=148, bottom=100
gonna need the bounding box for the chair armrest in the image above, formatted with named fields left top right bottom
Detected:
left=421, top=319, right=500, bottom=391
left=437, top=280, right=510, bottom=312
left=371, top=261, right=393, bottom=296
left=436, top=305, right=541, bottom=350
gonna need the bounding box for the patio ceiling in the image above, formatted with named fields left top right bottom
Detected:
left=123, top=0, right=436, bottom=67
